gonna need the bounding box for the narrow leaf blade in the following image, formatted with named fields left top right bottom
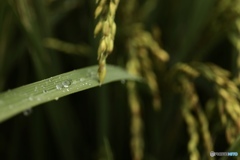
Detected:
left=0, top=65, right=139, bottom=123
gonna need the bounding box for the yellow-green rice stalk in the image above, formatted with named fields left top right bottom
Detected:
left=94, top=0, right=120, bottom=85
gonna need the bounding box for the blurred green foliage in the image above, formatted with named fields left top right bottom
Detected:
left=0, top=0, right=240, bottom=160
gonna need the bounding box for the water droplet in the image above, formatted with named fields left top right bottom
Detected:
left=23, top=109, right=32, bottom=116
left=84, top=82, right=91, bottom=86
left=80, top=78, right=85, bottom=82
left=62, top=79, right=72, bottom=88
left=121, top=80, right=126, bottom=84
left=85, top=82, right=91, bottom=86
left=55, top=97, right=59, bottom=100
left=56, top=83, right=63, bottom=90
left=29, top=97, right=33, bottom=101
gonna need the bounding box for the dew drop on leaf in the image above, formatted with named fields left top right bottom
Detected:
left=80, top=78, right=85, bottom=82
left=56, top=83, right=63, bottom=90
left=121, top=80, right=126, bottom=84
left=62, top=79, right=72, bottom=88
left=23, top=109, right=32, bottom=116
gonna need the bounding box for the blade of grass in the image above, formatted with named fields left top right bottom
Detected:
left=0, top=65, right=140, bottom=123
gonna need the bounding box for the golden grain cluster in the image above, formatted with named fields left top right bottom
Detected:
left=92, top=0, right=240, bottom=159
left=126, top=25, right=169, bottom=160
left=94, top=0, right=119, bottom=85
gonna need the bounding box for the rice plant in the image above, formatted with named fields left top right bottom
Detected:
left=0, top=0, right=240, bottom=160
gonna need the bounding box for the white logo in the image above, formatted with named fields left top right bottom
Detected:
left=210, top=151, right=215, bottom=157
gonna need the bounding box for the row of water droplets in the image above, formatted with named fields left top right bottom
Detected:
left=55, top=69, right=97, bottom=89
left=55, top=79, right=72, bottom=90
left=28, top=77, right=55, bottom=102
left=23, top=77, right=72, bottom=115
left=23, top=70, right=97, bottom=116
left=24, top=69, right=97, bottom=103
left=23, top=78, right=55, bottom=116
left=3, top=69, right=98, bottom=117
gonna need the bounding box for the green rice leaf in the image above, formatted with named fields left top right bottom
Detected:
left=0, top=65, right=139, bottom=123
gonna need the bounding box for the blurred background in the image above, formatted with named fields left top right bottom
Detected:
left=0, top=0, right=240, bottom=159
